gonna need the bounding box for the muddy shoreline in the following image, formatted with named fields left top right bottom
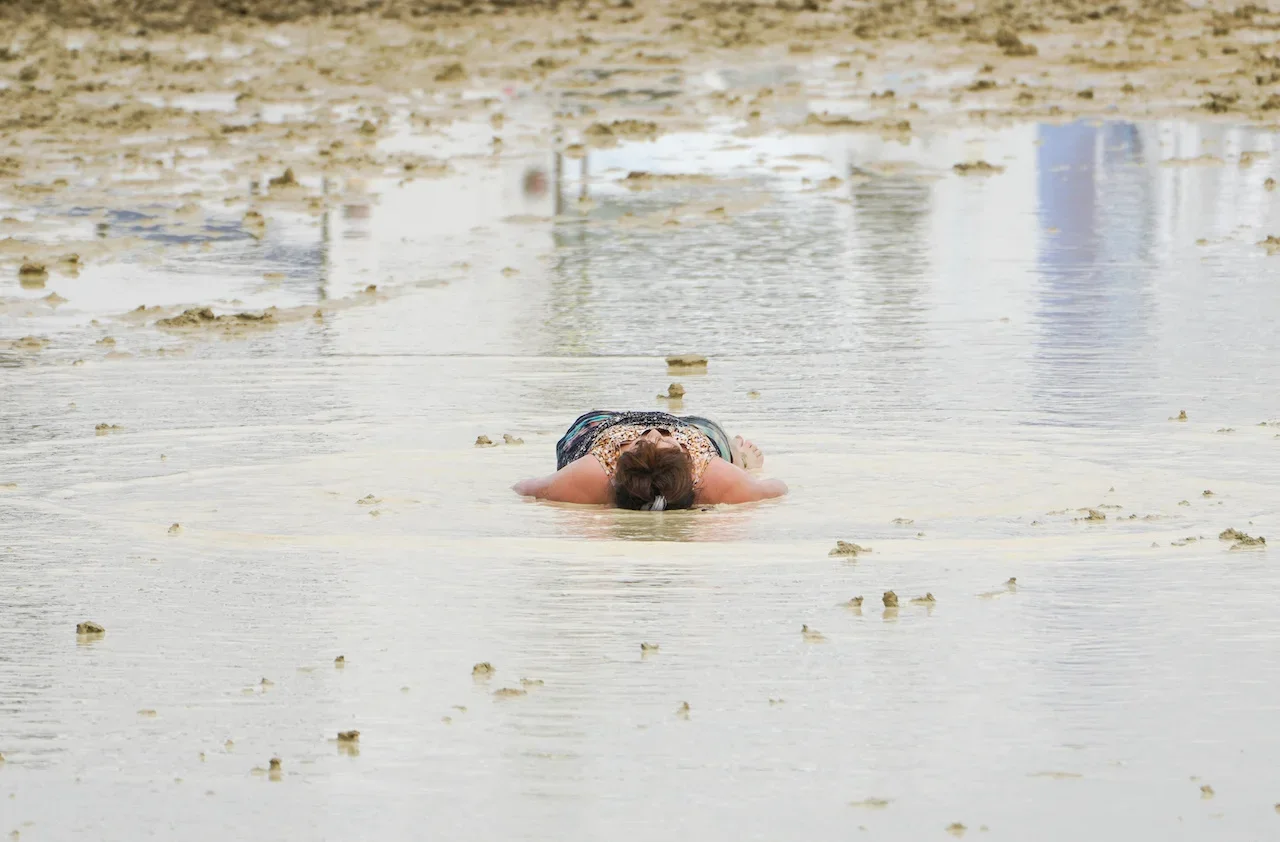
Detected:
left=4, top=0, right=1278, bottom=330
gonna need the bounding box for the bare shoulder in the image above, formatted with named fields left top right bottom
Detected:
left=514, top=455, right=611, bottom=504
left=697, top=458, right=788, bottom=505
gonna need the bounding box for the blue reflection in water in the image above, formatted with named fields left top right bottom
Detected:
left=1033, top=121, right=1156, bottom=425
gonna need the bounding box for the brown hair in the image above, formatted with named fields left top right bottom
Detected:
left=612, top=440, right=696, bottom=511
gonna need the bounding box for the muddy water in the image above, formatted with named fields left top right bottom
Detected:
left=3, top=106, right=1280, bottom=840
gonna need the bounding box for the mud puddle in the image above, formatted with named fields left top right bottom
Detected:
left=2, top=50, right=1280, bottom=842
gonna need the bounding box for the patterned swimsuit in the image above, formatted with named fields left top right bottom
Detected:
left=555, top=410, right=735, bottom=489
left=589, top=424, right=719, bottom=487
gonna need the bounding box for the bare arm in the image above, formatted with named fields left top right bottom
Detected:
left=513, top=456, right=612, bottom=505
left=696, top=458, right=788, bottom=505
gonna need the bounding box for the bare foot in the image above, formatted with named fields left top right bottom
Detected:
left=732, top=435, right=764, bottom=470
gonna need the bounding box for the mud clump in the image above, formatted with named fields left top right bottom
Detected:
left=659, top=383, right=685, bottom=400
left=953, top=161, right=1005, bottom=176
left=76, top=621, right=105, bottom=635
left=882, top=591, right=899, bottom=608
left=946, top=823, right=967, bottom=838
left=1077, top=508, right=1106, bottom=522
left=18, top=262, right=48, bottom=285
left=474, top=435, right=496, bottom=447
left=337, top=730, right=359, bottom=743
left=1228, top=532, right=1266, bottom=549
left=829, top=540, right=870, bottom=557
left=849, top=797, right=892, bottom=809
left=502, top=433, right=524, bottom=445
left=95, top=423, right=123, bottom=435
left=801, top=624, right=827, bottom=643
left=584, top=120, right=659, bottom=146
left=493, top=687, right=527, bottom=698
left=267, top=168, right=299, bottom=189
left=804, top=112, right=868, bottom=129
left=156, top=307, right=274, bottom=328
left=1203, top=92, right=1239, bottom=114
left=243, top=210, right=266, bottom=235
left=356, top=494, right=380, bottom=505
left=434, top=62, right=467, bottom=83
left=472, top=661, right=495, bottom=677
left=57, top=253, right=82, bottom=274
left=624, top=173, right=713, bottom=190
left=995, top=28, right=1037, bottom=57
left=665, top=354, right=708, bottom=370
left=979, top=578, right=1018, bottom=599
left=1200, top=784, right=1215, bottom=799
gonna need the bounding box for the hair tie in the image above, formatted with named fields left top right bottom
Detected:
left=645, top=495, right=666, bottom=512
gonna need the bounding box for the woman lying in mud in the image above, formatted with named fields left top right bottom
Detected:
left=514, top=410, right=788, bottom=509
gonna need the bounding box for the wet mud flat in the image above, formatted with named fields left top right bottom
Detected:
left=3, top=0, right=1280, bottom=840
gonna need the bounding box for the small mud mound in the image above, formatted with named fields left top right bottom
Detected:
left=625, top=173, right=714, bottom=190
left=18, top=262, right=47, bottom=284
left=267, top=168, right=299, bottom=189
left=953, top=161, right=1005, bottom=175
left=658, top=383, right=685, bottom=400
left=801, top=624, right=827, bottom=643
left=995, top=28, right=1037, bottom=57
left=584, top=120, right=659, bottom=146
left=434, top=62, right=468, bottom=83
left=829, top=540, right=870, bottom=557
left=493, top=687, right=527, bottom=698
left=156, top=307, right=275, bottom=328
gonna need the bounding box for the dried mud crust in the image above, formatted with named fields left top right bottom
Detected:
left=0, top=0, right=562, bottom=30
left=0, top=0, right=1208, bottom=34
left=3, top=0, right=1279, bottom=303
left=0, top=1, right=1274, bottom=152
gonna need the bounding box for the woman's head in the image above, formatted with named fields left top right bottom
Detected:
left=612, top=438, right=695, bottom=511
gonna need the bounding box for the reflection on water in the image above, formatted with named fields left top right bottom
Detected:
left=550, top=505, right=757, bottom=543
left=2, top=113, right=1280, bottom=842
left=1034, top=121, right=1157, bottom=424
